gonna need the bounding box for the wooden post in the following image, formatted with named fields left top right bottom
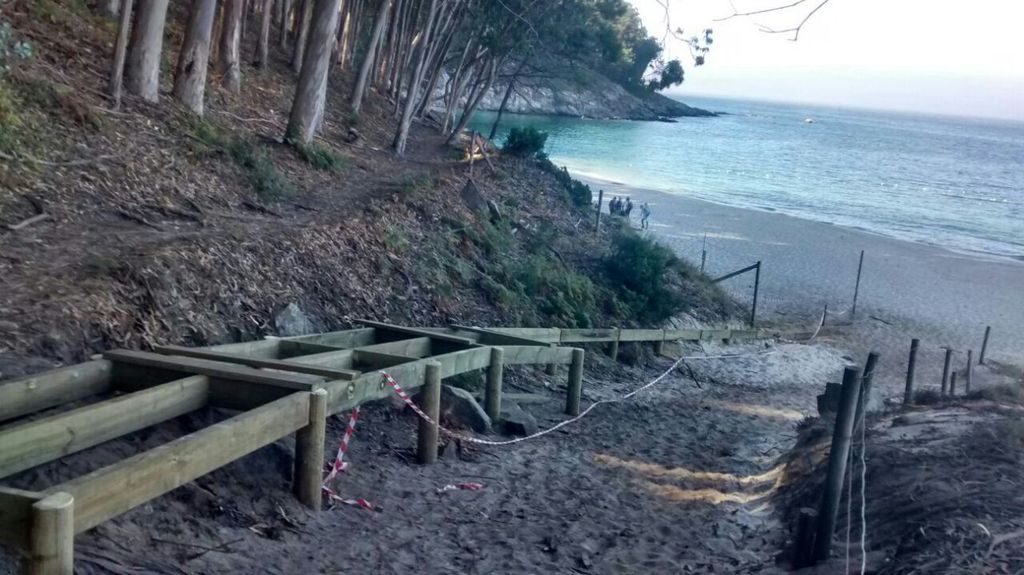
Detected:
left=653, top=331, right=664, bottom=357
left=940, top=348, right=953, bottom=396
left=853, top=351, right=880, bottom=433
left=965, top=350, right=973, bottom=395
left=700, top=233, right=707, bottom=273
left=545, top=343, right=557, bottom=375
left=979, top=326, right=991, bottom=365
left=750, top=261, right=761, bottom=327
left=851, top=250, right=864, bottom=317
left=814, top=366, right=862, bottom=562
left=950, top=371, right=958, bottom=396
left=293, top=388, right=326, bottom=511
left=566, top=348, right=584, bottom=416
left=418, top=361, right=441, bottom=464
left=485, top=347, right=503, bottom=420
left=595, top=189, right=603, bottom=233
left=29, top=492, right=74, bottom=575
left=608, top=327, right=620, bottom=361
left=903, top=338, right=919, bottom=405
left=793, top=507, right=818, bottom=569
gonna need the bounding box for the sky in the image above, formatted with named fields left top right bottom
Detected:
left=628, top=0, right=1024, bottom=121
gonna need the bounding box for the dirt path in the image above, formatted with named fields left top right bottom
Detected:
left=1, top=339, right=850, bottom=575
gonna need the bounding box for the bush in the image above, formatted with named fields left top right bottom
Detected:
left=503, top=126, right=548, bottom=158
left=538, top=156, right=592, bottom=207
left=188, top=118, right=294, bottom=200
left=514, top=255, right=597, bottom=327
left=603, top=227, right=685, bottom=323
left=296, top=142, right=347, bottom=172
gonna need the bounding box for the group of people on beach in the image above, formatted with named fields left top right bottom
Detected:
left=608, top=196, right=652, bottom=229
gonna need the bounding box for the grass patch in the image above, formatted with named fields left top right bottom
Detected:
left=399, top=174, right=435, bottom=196
left=295, top=142, right=347, bottom=171
left=0, top=78, right=20, bottom=153
left=15, top=76, right=102, bottom=130
left=188, top=117, right=294, bottom=201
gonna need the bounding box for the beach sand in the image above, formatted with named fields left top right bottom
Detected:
left=581, top=174, right=1024, bottom=400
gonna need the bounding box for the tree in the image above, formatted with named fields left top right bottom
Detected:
left=218, top=0, right=243, bottom=92
left=351, top=0, right=390, bottom=114
left=285, top=0, right=341, bottom=144
left=656, top=58, right=683, bottom=89
left=173, top=0, right=219, bottom=114
left=254, top=0, right=273, bottom=68
left=124, top=0, right=171, bottom=102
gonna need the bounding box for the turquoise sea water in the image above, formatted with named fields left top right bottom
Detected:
left=471, top=97, right=1024, bottom=261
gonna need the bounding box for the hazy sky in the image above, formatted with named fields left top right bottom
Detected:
left=628, top=0, right=1024, bottom=120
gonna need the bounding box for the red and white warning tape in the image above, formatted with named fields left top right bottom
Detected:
left=321, top=407, right=381, bottom=511
left=437, top=482, right=484, bottom=493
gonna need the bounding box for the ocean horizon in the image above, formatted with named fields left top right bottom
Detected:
left=472, top=96, right=1024, bottom=263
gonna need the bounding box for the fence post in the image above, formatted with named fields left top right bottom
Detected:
left=940, top=348, right=953, bottom=396
left=965, top=350, right=973, bottom=395
left=851, top=250, right=864, bottom=317
left=566, top=348, right=584, bottom=416
left=485, top=347, right=504, bottom=420
left=793, top=507, right=819, bottom=569
left=750, top=261, right=761, bottom=327
left=979, top=326, right=991, bottom=365
left=814, top=366, right=863, bottom=562
left=30, top=492, right=74, bottom=575
left=294, top=388, right=327, bottom=511
left=853, top=351, right=880, bottom=433
left=595, top=189, right=603, bottom=233
left=545, top=342, right=557, bottom=375
left=950, top=371, right=958, bottom=396
left=700, top=233, right=708, bottom=273
left=608, top=327, right=620, bottom=361
left=653, top=330, right=665, bottom=357
left=903, top=338, right=919, bottom=405
left=418, top=362, right=442, bottom=464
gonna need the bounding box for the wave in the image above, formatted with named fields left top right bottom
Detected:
left=939, top=193, right=1013, bottom=204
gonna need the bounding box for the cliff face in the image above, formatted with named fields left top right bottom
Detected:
left=477, top=66, right=713, bottom=120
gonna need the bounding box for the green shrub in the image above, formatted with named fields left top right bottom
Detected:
left=538, top=156, right=592, bottom=207
left=603, top=227, right=684, bottom=323
left=514, top=255, right=598, bottom=327
left=188, top=118, right=294, bottom=200
left=503, top=126, right=548, bottom=158
left=296, top=142, right=347, bottom=172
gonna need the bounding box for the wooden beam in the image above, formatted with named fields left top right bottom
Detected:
left=450, top=325, right=551, bottom=347
left=356, top=320, right=478, bottom=347
left=106, top=350, right=323, bottom=391
left=278, top=327, right=377, bottom=349
left=325, top=360, right=429, bottom=415
left=49, top=391, right=310, bottom=534
left=203, top=339, right=281, bottom=359
left=0, top=486, right=43, bottom=549
left=0, top=360, right=112, bottom=423
left=0, top=376, right=209, bottom=480
left=500, top=346, right=575, bottom=365
left=432, top=348, right=493, bottom=379
left=153, top=345, right=358, bottom=380
left=354, top=337, right=432, bottom=358
left=485, top=327, right=561, bottom=342
left=559, top=329, right=617, bottom=343
left=284, top=349, right=355, bottom=369
left=616, top=329, right=664, bottom=342
left=351, top=350, right=418, bottom=369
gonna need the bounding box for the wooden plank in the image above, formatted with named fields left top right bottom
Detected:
left=0, top=376, right=209, bottom=479
left=356, top=320, right=478, bottom=347
left=49, top=391, right=310, bottom=534
left=432, top=348, right=493, bottom=379
left=0, top=487, right=43, bottom=548
left=352, top=350, right=418, bottom=369
left=284, top=349, right=355, bottom=369
left=277, top=340, right=349, bottom=358
left=501, top=346, right=575, bottom=365
left=204, top=339, right=281, bottom=359
left=0, top=360, right=113, bottom=423
left=325, top=360, right=429, bottom=415
left=108, top=363, right=296, bottom=412
left=105, top=350, right=323, bottom=391
left=702, top=329, right=732, bottom=340
left=616, top=329, right=664, bottom=342
left=486, top=327, right=561, bottom=342
left=451, top=325, right=552, bottom=347
left=277, top=328, right=377, bottom=349
left=559, top=329, right=617, bottom=343
left=353, top=337, right=432, bottom=358
left=153, top=345, right=358, bottom=380
left=665, top=329, right=702, bottom=341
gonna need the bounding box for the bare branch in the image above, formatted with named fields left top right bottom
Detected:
left=713, top=0, right=811, bottom=21
left=752, top=0, right=832, bottom=41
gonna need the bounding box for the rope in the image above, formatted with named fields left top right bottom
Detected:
left=383, top=345, right=781, bottom=448
left=860, top=393, right=868, bottom=574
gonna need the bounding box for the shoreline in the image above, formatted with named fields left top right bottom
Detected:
left=574, top=170, right=1024, bottom=265
left=575, top=172, right=1024, bottom=369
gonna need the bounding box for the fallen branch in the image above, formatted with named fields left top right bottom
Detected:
left=241, top=200, right=282, bottom=218
left=116, top=209, right=162, bottom=230
left=6, top=213, right=51, bottom=231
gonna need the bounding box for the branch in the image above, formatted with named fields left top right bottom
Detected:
left=712, top=0, right=833, bottom=41
left=755, top=0, right=832, bottom=41
left=713, top=0, right=811, bottom=21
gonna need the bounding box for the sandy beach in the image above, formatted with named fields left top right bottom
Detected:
left=580, top=174, right=1024, bottom=399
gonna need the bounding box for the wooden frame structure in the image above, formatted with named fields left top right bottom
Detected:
left=0, top=320, right=776, bottom=573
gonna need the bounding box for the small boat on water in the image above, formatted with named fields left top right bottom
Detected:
left=804, top=118, right=817, bottom=124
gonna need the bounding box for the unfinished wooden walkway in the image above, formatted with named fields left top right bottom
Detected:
left=0, top=320, right=780, bottom=573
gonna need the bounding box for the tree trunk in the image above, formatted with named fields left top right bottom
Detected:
left=489, top=57, right=527, bottom=140
left=173, top=0, right=218, bottom=114
left=100, top=0, right=121, bottom=18
left=285, top=0, right=341, bottom=145
left=278, top=0, right=292, bottom=49
left=108, top=0, right=135, bottom=109
left=254, top=0, right=272, bottom=67
left=124, top=0, right=170, bottom=102
left=218, top=0, right=243, bottom=92
left=351, top=0, right=390, bottom=113
left=290, top=0, right=313, bottom=74
left=392, top=0, right=437, bottom=154
left=447, top=57, right=496, bottom=145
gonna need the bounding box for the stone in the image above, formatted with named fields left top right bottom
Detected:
left=460, top=179, right=486, bottom=213
left=439, top=385, right=491, bottom=433
left=816, top=382, right=842, bottom=416
left=498, top=401, right=538, bottom=436
left=487, top=199, right=502, bottom=222
left=273, top=303, right=314, bottom=336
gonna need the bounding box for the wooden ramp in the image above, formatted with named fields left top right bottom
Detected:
left=0, top=320, right=779, bottom=573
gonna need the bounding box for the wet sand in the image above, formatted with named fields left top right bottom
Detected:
left=581, top=174, right=1024, bottom=395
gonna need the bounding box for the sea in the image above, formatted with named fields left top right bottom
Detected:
left=470, top=96, right=1024, bottom=261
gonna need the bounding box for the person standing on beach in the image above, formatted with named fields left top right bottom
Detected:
left=640, top=202, right=651, bottom=229
left=625, top=197, right=634, bottom=219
